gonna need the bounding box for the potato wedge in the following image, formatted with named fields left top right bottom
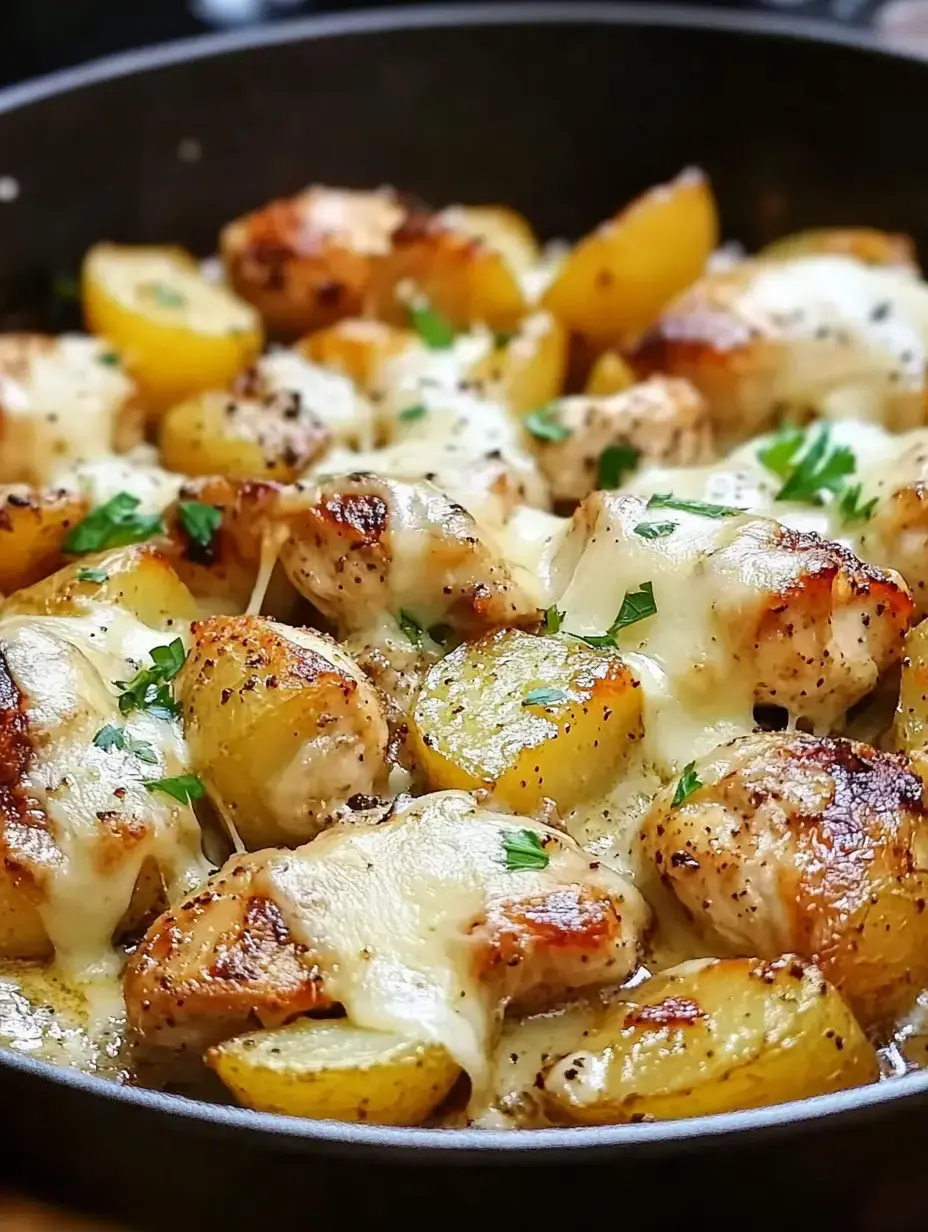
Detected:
left=2, top=543, right=197, bottom=631
left=543, top=168, right=719, bottom=343
left=159, top=387, right=329, bottom=481
left=584, top=350, right=636, bottom=397
left=759, top=227, right=918, bottom=272
left=295, top=319, right=414, bottom=393
left=409, top=629, right=642, bottom=815
left=469, top=311, right=568, bottom=415
left=543, top=956, right=878, bottom=1124
left=365, top=210, right=527, bottom=333
left=207, top=1018, right=460, bottom=1125
left=0, top=486, right=88, bottom=596
left=438, top=204, right=541, bottom=276
left=221, top=186, right=407, bottom=338
left=83, top=243, right=262, bottom=414
left=178, top=615, right=389, bottom=847
left=893, top=617, right=928, bottom=763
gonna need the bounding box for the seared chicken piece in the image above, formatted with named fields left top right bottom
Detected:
left=639, top=731, right=928, bottom=1030
left=855, top=427, right=928, bottom=613
left=531, top=376, right=715, bottom=504
left=633, top=255, right=928, bottom=444
left=0, top=333, right=142, bottom=484
left=559, top=493, right=913, bottom=770
left=126, top=790, right=648, bottom=1080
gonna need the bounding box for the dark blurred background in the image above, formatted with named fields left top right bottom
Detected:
left=0, top=0, right=899, bottom=90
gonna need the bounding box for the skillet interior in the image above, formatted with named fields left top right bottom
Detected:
left=2, top=5, right=928, bottom=1226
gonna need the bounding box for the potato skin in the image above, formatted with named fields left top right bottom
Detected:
left=469, top=311, right=568, bottom=415
left=409, top=629, right=643, bottom=815
left=640, top=731, right=928, bottom=1030
left=206, top=1018, right=460, bottom=1125
left=178, top=615, right=390, bottom=848
left=542, top=956, right=878, bottom=1124
left=0, top=486, right=88, bottom=596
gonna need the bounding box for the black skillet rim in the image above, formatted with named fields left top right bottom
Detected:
left=2, top=1, right=928, bottom=1159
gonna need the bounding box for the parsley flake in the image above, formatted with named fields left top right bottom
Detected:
left=179, top=501, right=222, bottom=550
left=597, top=443, right=640, bottom=490
left=408, top=303, right=455, bottom=350
left=770, top=425, right=855, bottom=504
left=525, top=403, right=571, bottom=443
left=838, top=483, right=878, bottom=526
left=580, top=582, right=657, bottom=647
left=115, top=639, right=186, bottom=720
left=757, top=426, right=806, bottom=480
left=634, top=521, right=676, bottom=540
left=501, top=829, right=550, bottom=872
left=64, top=492, right=163, bottom=554
left=397, top=610, right=424, bottom=646
left=522, top=687, right=569, bottom=708
left=543, top=605, right=564, bottom=634
left=144, top=282, right=186, bottom=309
left=671, top=761, right=703, bottom=808
left=93, top=724, right=158, bottom=765
left=77, top=567, right=109, bottom=583
left=143, top=774, right=205, bottom=805
left=97, top=351, right=120, bottom=367
left=647, top=494, right=743, bottom=519
left=398, top=403, right=427, bottom=423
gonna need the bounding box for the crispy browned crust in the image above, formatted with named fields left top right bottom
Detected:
left=0, top=486, right=88, bottom=593
left=0, top=648, right=56, bottom=896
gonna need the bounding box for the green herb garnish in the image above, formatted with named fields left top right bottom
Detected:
left=580, top=582, right=657, bottom=648
left=543, top=605, right=564, bottom=634
left=97, top=351, right=120, bottom=367
left=93, top=724, right=158, bottom=765
left=77, top=567, right=109, bottom=583
left=144, top=282, right=186, bottom=309
left=838, top=482, right=878, bottom=526
left=179, top=501, right=222, bottom=550
left=770, top=425, right=855, bottom=504
left=397, top=610, right=424, bottom=646
left=597, top=443, right=640, bottom=490
left=522, top=687, right=569, bottom=708
left=756, top=426, right=806, bottom=480
left=501, top=828, right=550, bottom=872
left=398, top=403, right=427, bottom=423
left=525, top=403, right=571, bottom=443
left=671, top=761, right=703, bottom=808
left=408, top=303, right=455, bottom=350
left=64, top=492, right=163, bottom=554
left=115, top=638, right=186, bottom=720
left=647, top=494, right=743, bottom=519
left=634, top=521, right=676, bottom=540
left=143, top=774, right=205, bottom=805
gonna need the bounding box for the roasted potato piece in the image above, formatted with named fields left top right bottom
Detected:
left=640, top=732, right=928, bottom=1030
left=437, top=204, right=541, bottom=276
left=295, top=319, right=414, bottom=393
left=159, top=387, right=329, bottom=481
left=221, top=186, right=407, bottom=338
left=542, top=168, right=719, bottom=343
left=178, top=616, right=390, bottom=847
left=760, top=227, right=918, bottom=272
left=542, top=957, right=878, bottom=1124
left=2, top=543, right=197, bottom=631
left=0, top=486, right=88, bottom=595
left=409, top=629, right=642, bottom=815
left=83, top=243, right=262, bottom=414
left=469, top=311, right=568, bottom=415
left=365, top=208, right=528, bottom=333
left=584, top=350, right=636, bottom=397
left=0, top=333, right=141, bottom=484
left=532, top=377, right=714, bottom=504
left=893, top=617, right=928, bottom=761
left=207, top=1018, right=460, bottom=1125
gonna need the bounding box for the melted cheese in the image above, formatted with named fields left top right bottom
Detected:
left=0, top=606, right=209, bottom=980
left=258, top=349, right=375, bottom=450
left=52, top=445, right=184, bottom=514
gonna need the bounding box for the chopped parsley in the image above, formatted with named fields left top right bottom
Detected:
left=76, top=566, right=109, bottom=583
left=179, top=501, right=222, bottom=550
left=114, top=638, right=186, bottom=720
left=597, top=443, right=640, bottom=490
left=580, top=582, right=657, bottom=647
left=398, top=403, right=427, bottom=423
left=143, top=774, right=205, bottom=805
left=768, top=424, right=855, bottom=504
left=543, top=605, right=564, bottom=634
left=671, top=761, right=703, bottom=808
left=64, top=492, right=163, bottom=554
left=647, top=493, right=742, bottom=519
left=634, top=521, right=676, bottom=540
left=522, top=687, right=569, bottom=708
left=838, top=482, right=878, bottom=526
left=408, top=303, right=455, bottom=350
left=397, top=610, right=424, bottom=646
left=493, top=330, right=515, bottom=349
left=756, top=426, right=806, bottom=480
left=92, top=724, right=158, bottom=765
left=144, top=282, right=186, bottom=309
left=501, top=828, right=550, bottom=872
left=97, top=351, right=120, bottom=367
left=525, top=403, right=571, bottom=443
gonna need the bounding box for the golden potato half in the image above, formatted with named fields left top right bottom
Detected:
left=207, top=1017, right=460, bottom=1125
left=543, top=167, right=719, bottom=343
left=543, top=956, right=878, bottom=1125
left=0, top=486, right=88, bottom=596
left=893, top=617, right=928, bottom=764
left=469, top=311, right=568, bottom=415
left=410, top=628, right=642, bottom=815
left=83, top=242, right=262, bottom=414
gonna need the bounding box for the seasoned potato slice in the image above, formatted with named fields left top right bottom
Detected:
left=543, top=168, right=719, bottom=343
left=295, top=319, right=414, bottom=393
left=893, top=617, right=928, bottom=762
left=0, top=333, right=141, bottom=484
left=206, top=1018, right=460, bottom=1125
left=469, top=311, right=568, bottom=415
left=584, top=350, right=636, bottom=397
left=178, top=616, right=390, bottom=847
left=0, top=486, right=88, bottom=595
left=760, top=227, right=918, bottom=271
left=543, top=957, right=878, bottom=1124
left=159, top=388, right=329, bottom=481
left=2, top=543, right=197, bottom=630
left=221, top=186, right=407, bottom=338
left=365, top=210, right=528, bottom=333
left=409, top=629, right=642, bottom=815
left=438, top=204, right=541, bottom=276
left=83, top=243, right=262, bottom=414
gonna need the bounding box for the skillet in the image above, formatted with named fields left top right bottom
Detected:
left=2, top=5, right=928, bottom=1228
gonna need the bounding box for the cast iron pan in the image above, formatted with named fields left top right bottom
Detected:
left=1, top=6, right=928, bottom=1228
